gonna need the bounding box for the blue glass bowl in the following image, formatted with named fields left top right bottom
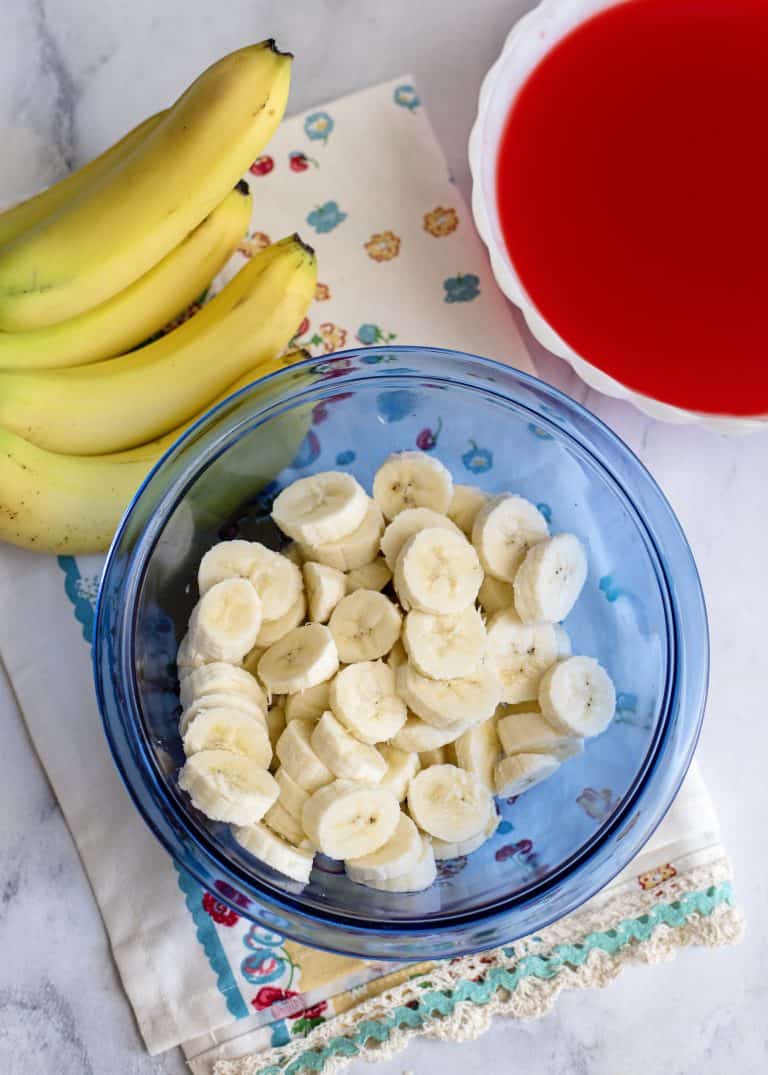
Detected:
left=94, top=347, right=708, bottom=959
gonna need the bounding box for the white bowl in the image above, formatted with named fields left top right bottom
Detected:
left=469, top=0, right=767, bottom=434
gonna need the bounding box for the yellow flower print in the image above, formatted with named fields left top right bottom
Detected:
left=238, top=231, right=271, bottom=258
left=364, top=230, right=401, bottom=262
left=318, top=322, right=347, bottom=354
left=424, top=206, right=458, bottom=237
left=315, top=282, right=331, bottom=301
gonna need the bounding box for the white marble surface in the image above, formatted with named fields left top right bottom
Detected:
left=0, top=1, right=766, bottom=1073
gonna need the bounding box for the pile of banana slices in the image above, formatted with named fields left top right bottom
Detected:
left=176, top=450, right=616, bottom=891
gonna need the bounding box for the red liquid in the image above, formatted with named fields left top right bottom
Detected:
left=497, top=0, right=768, bottom=416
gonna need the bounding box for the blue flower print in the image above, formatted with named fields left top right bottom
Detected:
left=291, top=430, right=321, bottom=469
left=536, top=502, right=552, bottom=525
left=462, top=440, right=493, bottom=473
left=306, top=201, right=347, bottom=234
left=394, top=84, right=420, bottom=111
left=443, top=273, right=480, bottom=303
left=527, top=422, right=554, bottom=440
left=377, top=389, right=418, bottom=423
left=304, top=111, right=334, bottom=144
left=356, top=323, right=397, bottom=347
left=497, top=819, right=513, bottom=836
left=336, top=449, right=355, bottom=466
left=599, top=575, right=625, bottom=602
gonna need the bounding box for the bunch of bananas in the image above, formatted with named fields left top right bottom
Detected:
left=0, top=41, right=318, bottom=554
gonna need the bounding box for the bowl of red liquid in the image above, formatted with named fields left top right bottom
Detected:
left=469, top=0, right=768, bottom=432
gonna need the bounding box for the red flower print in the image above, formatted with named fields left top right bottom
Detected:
left=250, top=155, right=274, bottom=176
left=289, top=151, right=318, bottom=172
left=495, top=839, right=533, bottom=863
left=315, top=282, right=331, bottom=301
left=289, top=999, right=327, bottom=1020
left=214, top=880, right=250, bottom=908
left=202, top=891, right=240, bottom=927
left=252, top=986, right=298, bottom=1011
left=415, top=418, right=442, bottom=451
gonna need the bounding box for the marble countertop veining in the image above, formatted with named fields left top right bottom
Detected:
left=0, top=1, right=766, bottom=1073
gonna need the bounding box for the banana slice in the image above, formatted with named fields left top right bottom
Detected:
left=472, top=495, right=549, bottom=581
left=377, top=745, right=420, bottom=801
left=198, top=539, right=259, bottom=595
left=249, top=544, right=304, bottom=623
left=497, top=709, right=583, bottom=760
left=418, top=747, right=446, bottom=768
left=402, top=605, right=487, bottom=681
left=407, top=764, right=492, bottom=843
left=432, top=808, right=499, bottom=860
left=311, top=711, right=388, bottom=784
left=301, top=779, right=400, bottom=859
left=182, top=708, right=272, bottom=768
left=179, top=693, right=267, bottom=736
left=554, top=624, right=572, bottom=657
left=448, top=484, right=487, bottom=536
left=178, top=749, right=278, bottom=825
left=176, top=632, right=211, bottom=672
left=380, top=507, right=461, bottom=570
left=275, top=718, right=334, bottom=792
left=179, top=662, right=267, bottom=712
left=345, top=557, right=392, bottom=593
left=264, top=798, right=305, bottom=845
left=274, top=766, right=309, bottom=820
left=394, top=528, right=482, bottom=614
left=513, top=534, right=588, bottom=624
left=232, top=822, right=314, bottom=884
left=386, top=639, right=408, bottom=671
left=477, top=575, right=517, bottom=617
left=328, top=661, right=406, bottom=744
left=242, top=645, right=266, bottom=677
left=301, top=500, right=385, bottom=571
left=272, top=471, right=369, bottom=546
left=486, top=610, right=560, bottom=703
left=345, top=812, right=422, bottom=882
left=328, top=590, right=402, bottom=662
left=355, top=836, right=436, bottom=892
left=265, top=704, right=286, bottom=756
left=303, top=561, right=347, bottom=623
left=258, top=624, right=339, bottom=694
left=391, top=713, right=465, bottom=752
left=192, top=578, right=263, bottom=662
left=284, top=681, right=331, bottom=723
left=538, top=656, right=616, bottom=736
left=396, top=660, right=501, bottom=730
left=454, top=717, right=502, bottom=792
left=282, top=542, right=304, bottom=567
left=373, top=451, right=454, bottom=520
left=255, top=591, right=307, bottom=647
left=494, top=752, right=560, bottom=797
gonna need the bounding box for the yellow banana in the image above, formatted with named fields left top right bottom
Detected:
left=0, top=182, right=252, bottom=370
left=0, top=41, right=291, bottom=329
left=0, top=234, right=316, bottom=454
left=0, top=350, right=311, bottom=555
left=0, top=113, right=163, bottom=249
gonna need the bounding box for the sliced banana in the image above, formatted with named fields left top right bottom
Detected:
left=180, top=692, right=267, bottom=736
left=274, top=766, right=310, bottom=820
left=301, top=779, right=401, bottom=860
left=494, top=752, right=560, bottom=797
left=396, top=660, right=501, bottom=730
left=232, top=822, right=314, bottom=884
left=407, top=764, right=492, bottom=843
left=386, top=639, right=408, bottom=671
left=301, top=500, right=385, bottom=571
left=284, top=681, right=331, bottom=723
left=497, top=709, right=583, bottom=760
left=380, top=507, right=461, bottom=570
left=454, top=717, right=502, bottom=792
left=377, top=744, right=420, bottom=801
left=538, top=656, right=616, bottom=736
left=329, top=661, right=406, bottom=744
left=275, top=718, right=334, bottom=792
left=328, top=590, right=402, bottom=663
left=418, top=747, right=446, bottom=768
left=248, top=544, right=304, bottom=623
left=303, top=561, right=347, bottom=623
left=472, top=495, right=549, bottom=581
left=178, top=749, right=278, bottom=825
left=242, top=645, right=266, bottom=677
left=373, top=451, right=453, bottom=520
left=255, top=591, right=307, bottom=647
left=394, top=528, right=482, bottom=614
left=264, top=798, right=305, bottom=846
left=192, top=578, right=263, bottom=662
left=391, top=712, right=465, bottom=752
left=258, top=624, right=339, bottom=695
left=448, top=484, right=487, bottom=536
left=179, top=662, right=267, bottom=712
left=554, top=624, right=572, bottom=657
left=477, top=575, right=517, bottom=617
left=272, top=471, right=369, bottom=546
left=182, top=708, right=272, bottom=768
left=176, top=632, right=211, bottom=672
left=431, top=808, right=499, bottom=860
left=311, top=711, right=388, bottom=784
left=345, top=812, right=422, bottom=882
left=355, top=836, right=437, bottom=892
left=265, top=704, right=286, bottom=755
left=402, top=605, right=487, bottom=681
left=282, top=541, right=304, bottom=567
left=486, top=610, right=560, bottom=703
left=198, top=539, right=261, bottom=595
left=345, top=557, right=392, bottom=593
left=513, top=533, right=588, bottom=624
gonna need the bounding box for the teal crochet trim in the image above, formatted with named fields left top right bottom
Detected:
left=256, top=882, right=734, bottom=1074
left=57, top=556, right=95, bottom=645
left=175, top=863, right=249, bottom=1020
